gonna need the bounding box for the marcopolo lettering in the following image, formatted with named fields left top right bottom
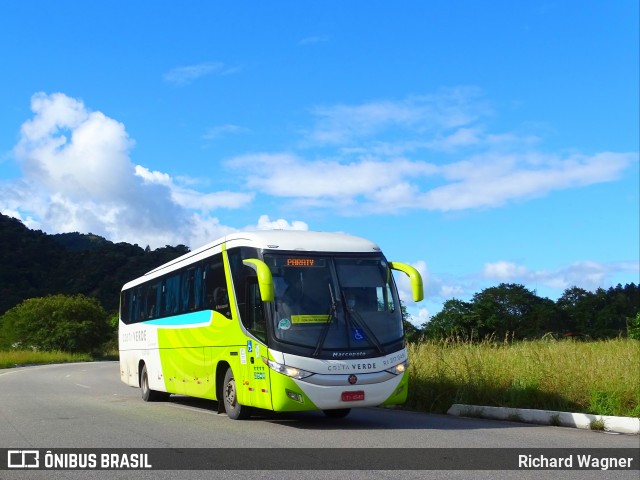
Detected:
left=331, top=352, right=366, bottom=358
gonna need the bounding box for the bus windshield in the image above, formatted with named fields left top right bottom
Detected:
left=263, top=253, right=404, bottom=357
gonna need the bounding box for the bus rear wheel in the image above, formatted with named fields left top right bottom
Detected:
left=141, top=364, right=169, bottom=402
left=223, top=367, right=249, bottom=420
left=323, top=408, right=351, bottom=418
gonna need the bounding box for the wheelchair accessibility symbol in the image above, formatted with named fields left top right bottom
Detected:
left=352, top=328, right=365, bottom=341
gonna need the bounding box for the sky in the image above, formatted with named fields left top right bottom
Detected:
left=0, top=1, right=638, bottom=324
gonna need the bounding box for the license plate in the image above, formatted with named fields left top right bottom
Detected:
left=341, top=391, right=365, bottom=402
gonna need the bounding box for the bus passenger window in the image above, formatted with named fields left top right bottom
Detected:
left=204, top=255, right=231, bottom=319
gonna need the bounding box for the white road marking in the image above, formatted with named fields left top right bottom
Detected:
left=165, top=403, right=220, bottom=416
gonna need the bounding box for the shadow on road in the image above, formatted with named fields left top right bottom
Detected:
left=165, top=395, right=537, bottom=431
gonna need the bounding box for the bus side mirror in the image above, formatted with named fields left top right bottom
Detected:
left=242, top=259, right=275, bottom=302
left=389, top=262, right=424, bottom=302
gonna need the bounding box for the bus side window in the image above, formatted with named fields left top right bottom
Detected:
left=133, top=286, right=143, bottom=322
left=204, top=255, right=231, bottom=319
left=212, top=287, right=230, bottom=318
left=244, top=279, right=266, bottom=343
left=181, top=268, right=197, bottom=312
left=120, top=291, right=130, bottom=324
left=164, top=274, right=180, bottom=316
left=146, top=281, right=161, bottom=319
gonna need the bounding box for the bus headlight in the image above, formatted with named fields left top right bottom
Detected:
left=385, top=359, right=408, bottom=375
left=263, top=357, right=313, bottom=380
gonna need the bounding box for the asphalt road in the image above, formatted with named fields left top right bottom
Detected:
left=0, top=362, right=637, bottom=480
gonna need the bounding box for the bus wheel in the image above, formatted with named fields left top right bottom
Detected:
left=223, top=368, right=249, bottom=420
left=323, top=408, right=351, bottom=418
left=141, top=364, right=169, bottom=402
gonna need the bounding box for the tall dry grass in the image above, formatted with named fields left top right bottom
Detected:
left=406, top=337, right=640, bottom=417
left=0, top=350, right=91, bottom=369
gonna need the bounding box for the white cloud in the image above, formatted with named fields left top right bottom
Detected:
left=419, top=151, right=636, bottom=211
left=481, top=259, right=639, bottom=292
left=483, top=261, right=529, bottom=280
left=3, top=88, right=637, bottom=256
left=440, top=284, right=465, bottom=297
left=412, top=258, right=638, bottom=316
left=227, top=149, right=636, bottom=215
left=1, top=92, right=256, bottom=249
left=14, top=92, right=135, bottom=202
left=254, top=215, right=309, bottom=231
left=203, top=124, right=249, bottom=140
left=163, top=62, right=238, bottom=86
left=134, top=165, right=254, bottom=210
left=221, top=90, right=636, bottom=215
left=306, top=87, right=489, bottom=145
left=416, top=308, right=431, bottom=326
left=227, top=152, right=436, bottom=213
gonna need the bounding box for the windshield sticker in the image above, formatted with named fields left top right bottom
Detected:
left=278, top=318, right=292, bottom=330
left=352, top=327, right=365, bottom=342
left=291, top=314, right=330, bottom=324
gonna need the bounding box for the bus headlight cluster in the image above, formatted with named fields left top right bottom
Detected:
left=263, top=357, right=313, bottom=380
left=385, top=359, right=408, bottom=375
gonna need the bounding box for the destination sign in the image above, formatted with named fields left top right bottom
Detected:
left=284, top=257, right=325, bottom=267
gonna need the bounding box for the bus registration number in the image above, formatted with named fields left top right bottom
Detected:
left=341, top=391, right=365, bottom=402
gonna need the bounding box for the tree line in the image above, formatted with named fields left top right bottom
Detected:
left=1, top=213, right=638, bottom=354
left=405, top=282, right=640, bottom=342
left=0, top=213, right=189, bottom=316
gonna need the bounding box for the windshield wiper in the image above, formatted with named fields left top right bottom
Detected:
left=341, top=291, right=386, bottom=356
left=312, top=284, right=338, bottom=357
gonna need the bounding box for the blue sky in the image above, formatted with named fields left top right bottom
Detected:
left=0, top=1, right=638, bottom=324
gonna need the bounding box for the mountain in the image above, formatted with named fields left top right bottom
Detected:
left=0, top=213, right=189, bottom=315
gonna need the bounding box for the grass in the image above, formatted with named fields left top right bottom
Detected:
left=0, top=350, right=93, bottom=369
left=405, top=337, right=640, bottom=418
left=2, top=339, right=638, bottom=419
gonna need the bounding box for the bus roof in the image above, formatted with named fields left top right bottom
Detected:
left=224, top=230, right=380, bottom=253
left=123, top=230, right=382, bottom=290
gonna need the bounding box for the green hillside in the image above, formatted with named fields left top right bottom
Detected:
left=0, top=213, right=189, bottom=315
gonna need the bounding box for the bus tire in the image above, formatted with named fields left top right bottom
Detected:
left=141, top=364, right=169, bottom=402
left=323, top=408, right=351, bottom=418
left=223, top=367, right=249, bottom=420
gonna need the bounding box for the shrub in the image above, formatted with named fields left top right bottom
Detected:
left=0, top=294, right=110, bottom=354
left=628, top=313, right=640, bottom=340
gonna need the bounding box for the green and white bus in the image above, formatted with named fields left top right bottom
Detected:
left=119, top=230, right=423, bottom=419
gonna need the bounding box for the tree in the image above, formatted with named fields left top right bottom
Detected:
left=423, top=298, right=473, bottom=340
left=469, top=283, right=544, bottom=339
left=629, top=312, right=640, bottom=340
left=0, top=294, right=111, bottom=353
left=557, top=284, right=640, bottom=338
